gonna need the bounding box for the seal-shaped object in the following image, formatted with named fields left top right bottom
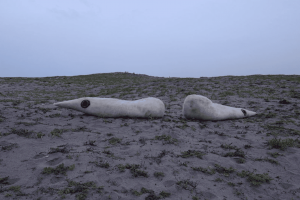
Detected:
left=183, top=94, right=256, bottom=121
left=54, top=97, right=165, bottom=118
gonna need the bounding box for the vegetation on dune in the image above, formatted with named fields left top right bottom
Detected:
left=0, top=73, right=299, bottom=199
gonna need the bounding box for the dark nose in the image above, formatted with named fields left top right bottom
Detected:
left=81, top=100, right=90, bottom=108
left=241, top=109, right=247, bottom=116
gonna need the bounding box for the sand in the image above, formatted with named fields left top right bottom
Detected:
left=0, top=72, right=299, bottom=200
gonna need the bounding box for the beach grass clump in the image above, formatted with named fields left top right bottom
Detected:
left=125, top=164, right=148, bottom=177
left=254, top=157, right=279, bottom=165
left=214, top=164, right=235, bottom=176
left=267, top=152, right=282, bottom=158
left=237, top=170, right=273, bottom=186
left=117, top=164, right=148, bottom=177
left=290, top=89, right=300, bottom=98
left=49, top=146, right=71, bottom=154
left=1, top=143, right=18, bottom=151
left=144, top=193, right=161, bottom=200
left=192, top=166, right=216, bottom=175
left=159, top=191, right=171, bottom=198
left=42, top=163, right=75, bottom=175
left=84, top=140, right=96, bottom=146
left=72, top=126, right=88, bottom=132
left=221, top=143, right=238, bottom=150
left=108, top=137, right=122, bottom=145
left=92, top=161, right=110, bottom=168
left=155, top=134, right=178, bottom=145
left=154, top=171, right=165, bottom=178
left=131, top=187, right=154, bottom=197
left=102, top=150, right=115, bottom=158
left=8, top=185, right=21, bottom=192
left=59, top=180, right=102, bottom=200
left=0, top=176, right=9, bottom=185
left=267, top=137, right=299, bottom=150
left=176, top=179, right=197, bottom=191
left=37, top=107, right=52, bottom=114
left=12, top=100, right=23, bottom=106
left=48, top=113, right=61, bottom=118
left=8, top=128, right=33, bottom=138
left=117, top=164, right=126, bottom=172
left=130, top=167, right=148, bottom=178
left=224, top=149, right=246, bottom=158
left=179, top=150, right=206, bottom=159
left=264, top=112, right=277, bottom=118
left=6, top=185, right=26, bottom=196
left=50, top=128, right=68, bottom=137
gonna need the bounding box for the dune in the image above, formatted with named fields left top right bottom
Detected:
left=0, top=72, right=299, bottom=200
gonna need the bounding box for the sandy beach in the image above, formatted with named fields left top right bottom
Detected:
left=0, top=72, right=299, bottom=200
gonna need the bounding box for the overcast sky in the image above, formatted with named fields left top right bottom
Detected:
left=1, top=0, right=299, bottom=78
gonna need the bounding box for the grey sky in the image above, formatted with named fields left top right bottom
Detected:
left=1, top=0, right=299, bottom=78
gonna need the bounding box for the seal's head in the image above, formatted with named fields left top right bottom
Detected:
left=54, top=97, right=96, bottom=114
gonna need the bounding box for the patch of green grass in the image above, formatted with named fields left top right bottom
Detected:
left=214, top=178, right=224, bottom=182
left=224, top=149, right=246, bottom=158
left=159, top=191, right=171, bottom=198
left=192, top=166, right=216, bottom=175
left=91, top=161, right=110, bottom=168
left=117, top=163, right=148, bottom=177
left=0, top=176, right=9, bottom=184
left=219, top=91, right=235, bottom=97
left=102, top=150, right=115, bottom=157
left=155, top=134, right=178, bottom=145
left=254, top=157, right=279, bottom=165
left=130, top=168, right=148, bottom=178
left=236, top=158, right=246, bottom=164
left=1, top=143, right=18, bottom=151
left=267, top=152, right=282, bottom=158
left=117, top=164, right=126, bottom=172
left=109, top=137, right=122, bottom=145
left=214, top=164, right=235, bottom=176
left=154, top=171, right=165, bottom=178
left=179, top=150, right=206, bottom=159
left=228, top=182, right=236, bottom=187
left=267, top=137, right=299, bottom=150
left=176, top=179, right=197, bottom=191
left=15, top=121, right=37, bottom=126
left=8, top=185, right=21, bottom=192
left=175, top=121, right=189, bottom=129
left=37, top=107, right=52, bottom=113
left=49, top=145, right=70, bottom=154
left=264, top=112, right=277, bottom=118
left=237, top=170, right=273, bottom=186
left=131, top=187, right=154, bottom=196
left=84, top=140, right=96, bottom=146
left=127, top=164, right=144, bottom=176
left=5, top=193, right=12, bottom=197
left=221, top=143, right=238, bottom=150
left=48, top=113, right=61, bottom=118
left=42, top=163, right=75, bottom=175
left=50, top=128, right=68, bottom=137
left=12, top=100, right=23, bottom=106
left=36, top=132, right=45, bottom=138
left=72, top=126, right=88, bottom=132
left=244, top=144, right=252, bottom=149
left=59, top=180, right=103, bottom=200
left=290, top=89, right=300, bottom=98
left=8, top=128, right=33, bottom=138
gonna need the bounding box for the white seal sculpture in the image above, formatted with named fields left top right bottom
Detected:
left=183, top=94, right=256, bottom=121
left=54, top=97, right=165, bottom=118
